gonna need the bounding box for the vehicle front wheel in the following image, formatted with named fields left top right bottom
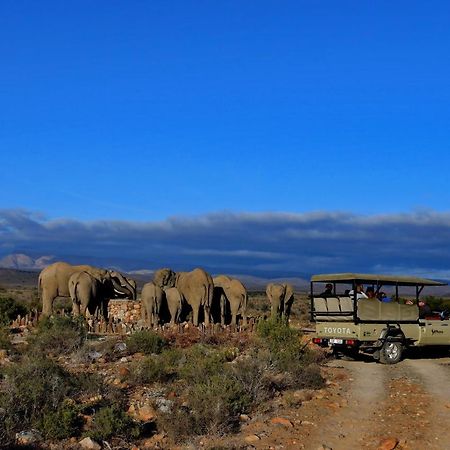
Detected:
left=379, top=341, right=403, bottom=364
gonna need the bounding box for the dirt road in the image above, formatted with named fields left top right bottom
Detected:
left=304, top=354, right=450, bottom=450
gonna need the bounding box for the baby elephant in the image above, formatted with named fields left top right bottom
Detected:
left=164, top=287, right=182, bottom=325
left=141, top=282, right=163, bottom=327
left=68, top=271, right=107, bottom=319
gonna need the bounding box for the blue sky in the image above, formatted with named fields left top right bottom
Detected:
left=1, top=2, right=450, bottom=276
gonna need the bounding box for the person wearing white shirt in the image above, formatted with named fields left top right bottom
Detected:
left=348, top=284, right=368, bottom=300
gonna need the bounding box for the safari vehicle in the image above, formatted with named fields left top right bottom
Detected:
left=310, top=273, right=448, bottom=364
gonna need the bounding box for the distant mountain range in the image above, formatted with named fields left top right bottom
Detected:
left=1, top=253, right=449, bottom=294
left=0, top=253, right=55, bottom=270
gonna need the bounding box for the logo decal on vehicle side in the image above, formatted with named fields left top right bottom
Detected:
left=431, top=329, right=444, bottom=335
left=324, top=327, right=352, bottom=335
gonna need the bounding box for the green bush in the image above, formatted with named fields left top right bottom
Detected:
left=31, top=316, right=87, bottom=355
left=160, top=373, right=249, bottom=439
left=0, top=297, right=28, bottom=325
left=37, top=402, right=81, bottom=439
left=0, top=327, right=11, bottom=351
left=179, top=344, right=227, bottom=383
left=128, top=355, right=172, bottom=384
left=189, top=373, right=249, bottom=434
left=88, top=405, right=141, bottom=441
left=257, top=318, right=324, bottom=389
left=126, top=330, right=167, bottom=355
left=0, top=355, right=79, bottom=440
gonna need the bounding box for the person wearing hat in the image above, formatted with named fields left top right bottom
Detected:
left=319, top=283, right=334, bottom=297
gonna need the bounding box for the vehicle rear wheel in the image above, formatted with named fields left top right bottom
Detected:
left=379, top=341, right=403, bottom=364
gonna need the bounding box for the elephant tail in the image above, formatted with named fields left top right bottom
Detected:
left=69, top=278, right=79, bottom=304
left=38, top=274, right=42, bottom=298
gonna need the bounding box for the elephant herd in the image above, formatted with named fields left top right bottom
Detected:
left=38, top=262, right=296, bottom=327
left=138, top=268, right=295, bottom=327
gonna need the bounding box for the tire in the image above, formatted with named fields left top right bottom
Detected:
left=379, top=341, right=403, bottom=364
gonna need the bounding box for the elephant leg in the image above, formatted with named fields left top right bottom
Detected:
left=203, top=304, right=211, bottom=326
left=42, top=288, right=55, bottom=316
left=220, top=294, right=226, bottom=326
left=80, top=304, right=88, bottom=317
left=72, top=301, right=81, bottom=316
left=192, top=306, right=200, bottom=326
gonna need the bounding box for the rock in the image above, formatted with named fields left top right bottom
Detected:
left=270, top=417, right=294, bottom=428
left=141, top=433, right=166, bottom=448
left=240, top=413, right=251, bottom=421
left=119, top=366, right=130, bottom=378
left=136, top=404, right=157, bottom=422
left=87, top=351, right=102, bottom=361
left=293, top=389, right=314, bottom=402
left=378, top=437, right=399, bottom=450
left=79, top=437, right=101, bottom=450
left=317, top=445, right=332, bottom=450
left=115, top=342, right=127, bottom=352
left=155, top=397, right=173, bottom=413
left=300, top=420, right=315, bottom=426
left=16, top=430, right=43, bottom=445
left=244, top=434, right=261, bottom=443
left=120, top=356, right=128, bottom=363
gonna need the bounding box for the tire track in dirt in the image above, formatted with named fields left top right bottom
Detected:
left=401, top=358, right=450, bottom=449
left=304, top=359, right=388, bottom=450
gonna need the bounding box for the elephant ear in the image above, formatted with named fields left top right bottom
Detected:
left=266, top=283, right=274, bottom=301
left=284, top=284, right=294, bottom=302
left=154, top=268, right=175, bottom=288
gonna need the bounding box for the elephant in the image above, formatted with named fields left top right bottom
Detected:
left=266, top=283, right=295, bottom=321
left=109, top=270, right=137, bottom=300
left=141, top=282, right=163, bottom=327
left=38, top=261, right=137, bottom=316
left=163, top=287, right=182, bottom=325
left=213, top=275, right=248, bottom=326
left=68, top=271, right=112, bottom=319
left=154, top=268, right=213, bottom=326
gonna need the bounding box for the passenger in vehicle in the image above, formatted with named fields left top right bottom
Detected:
left=377, top=291, right=392, bottom=302
left=319, top=283, right=333, bottom=297
left=366, top=286, right=377, bottom=298
left=418, top=299, right=432, bottom=319
left=348, top=284, right=368, bottom=300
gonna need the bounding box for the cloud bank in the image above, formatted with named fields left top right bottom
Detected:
left=1, top=209, right=450, bottom=278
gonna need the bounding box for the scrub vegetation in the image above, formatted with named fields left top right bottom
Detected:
left=0, top=297, right=324, bottom=448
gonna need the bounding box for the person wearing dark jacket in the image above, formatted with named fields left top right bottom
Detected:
left=319, top=283, right=334, bottom=297
left=418, top=299, right=432, bottom=319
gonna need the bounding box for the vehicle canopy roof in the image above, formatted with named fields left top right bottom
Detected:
left=311, top=273, right=447, bottom=287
